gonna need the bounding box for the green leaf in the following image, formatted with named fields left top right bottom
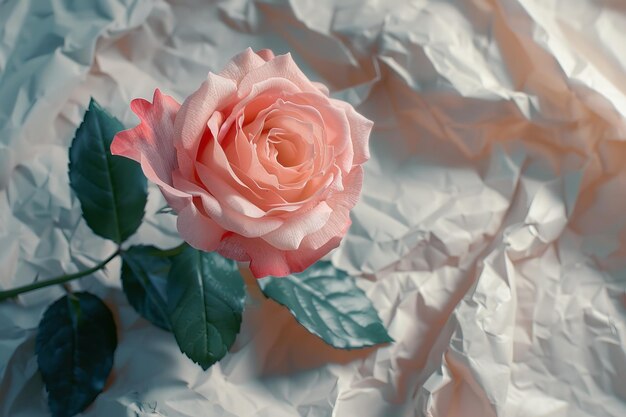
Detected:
left=167, top=247, right=246, bottom=370
left=121, top=245, right=184, bottom=331
left=68, top=99, right=147, bottom=244
left=258, top=262, right=392, bottom=349
left=36, top=292, right=117, bottom=417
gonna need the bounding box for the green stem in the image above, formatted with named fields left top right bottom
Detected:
left=0, top=249, right=120, bottom=302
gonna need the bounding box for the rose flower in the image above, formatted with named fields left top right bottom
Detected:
left=111, top=48, right=372, bottom=277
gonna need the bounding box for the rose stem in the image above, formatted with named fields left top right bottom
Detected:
left=0, top=249, right=121, bottom=302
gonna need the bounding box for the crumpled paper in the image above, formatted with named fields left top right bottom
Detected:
left=1, top=0, right=626, bottom=416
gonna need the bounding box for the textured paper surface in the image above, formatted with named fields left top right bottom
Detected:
left=1, top=0, right=626, bottom=416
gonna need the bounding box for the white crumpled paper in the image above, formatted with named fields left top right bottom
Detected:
left=1, top=0, right=626, bottom=416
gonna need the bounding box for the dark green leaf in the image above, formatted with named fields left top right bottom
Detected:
left=258, top=262, right=392, bottom=349
left=121, top=245, right=184, bottom=331
left=167, top=247, right=246, bottom=370
left=36, top=292, right=117, bottom=417
left=68, top=99, right=147, bottom=243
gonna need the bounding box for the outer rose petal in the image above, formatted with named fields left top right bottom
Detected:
left=237, top=53, right=321, bottom=98
left=303, top=167, right=364, bottom=250
left=111, top=89, right=179, bottom=180
left=111, top=89, right=189, bottom=211
left=217, top=225, right=347, bottom=278
left=219, top=48, right=274, bottom=85
left=256, top=49, right=275, bottom=62
left=174, top=73, right=237, bottom=177
left=177, top=202, right=225, bottom=252
left=312, top=81, right=330, bottom=96
left=261, top=201, right=334, bottom=251
left=332, top=99, right=373, bottom=165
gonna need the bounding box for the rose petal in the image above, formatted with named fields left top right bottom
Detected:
left=177, top=202, right=225, bottom=252
left=111, top=89, right=180, bottom=182
left=197, top=162, right=266, bottom=218
left=288, top=93, right=354, bottom=172
left=219, top=47, right=272, bottom=85
left=237, top=53, right=321, bottom=98
left=141, top=159, right=189, bottom=212
left=111, top=89, right=189, bottom=211
left=197, top=134, right=269, bottom=216
left=174, top=73, right=237, bottom=177
left=332, top=98, right=373, bottom=165
left=312, top=81, right=330, bottom=96
left=302, top=167, right=363, bottom=250
left=217, top=227, right=346, bottom=278
left=172, top=170, right=284, bottom=238
left=285, top=225, right=347, bottom=274
left=261, top=201, right=333, bottom=251
left=256, top=49, right=275, bottom=62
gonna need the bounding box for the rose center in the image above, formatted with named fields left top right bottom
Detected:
left=274, top=141, right=298, bottom=167
left=264, top=126, right=312, bottom=168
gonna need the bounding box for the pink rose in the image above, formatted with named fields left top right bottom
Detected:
left=111, top=48, right=372, bottom=277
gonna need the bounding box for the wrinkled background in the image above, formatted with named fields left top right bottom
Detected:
left=1, top=0, right=626, bottom=416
